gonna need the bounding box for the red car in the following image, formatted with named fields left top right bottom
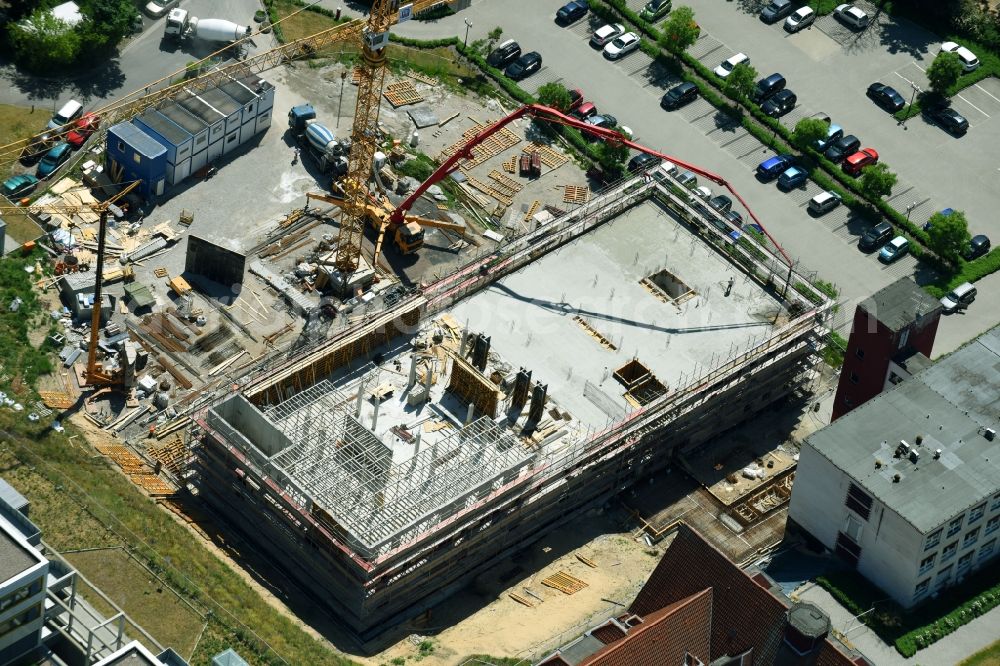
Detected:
left=66, top=113, right=101, bottom=149
left=842, top=147, right=878, bottom=176
left=571, top=101, right=597, bottom=121
left=567, top=88, right=584, bottom=112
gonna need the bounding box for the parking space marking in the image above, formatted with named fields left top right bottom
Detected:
left=975, top=83, right=1000, bottom=105
left=956, top=93, right=990, bottom=118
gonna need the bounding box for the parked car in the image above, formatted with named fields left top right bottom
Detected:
left=567, top=88, right=585, bottom=113
left=144, top=0, right=179, bottom=17
left=866, top=83, right=905, bottom=112
left=940, top=282, right=976, bottom=313
left=815, top=123, right=843, bottom=152
left=505, top=52, right=542, bottom=80
left=19, top=133, right=57, bottom=164
left=661, top=82, right=698, bottom=109
left=808, top=191, right=842, bottom=215
left=676, top=171, right=698, bottom=189
left=922, top=102, right=969, bottom=135
left=487, top=40, right=521, bottom=68
left=941, top=41, right=980, bottom=72
left=760, top=0, right=794, bottom=24
left=604, top=32, right=641, bottom=59
left=47, top=100, right=83, bottom=130
left=762, top=89, right=796, bottom=117
left=715, top=53, right=750, bottom=78
left=752, top=73, right=786, bottom=103
left=708, top=195, right=733, bottom=213
left=785, top=7, right=815, bottom=32
left=843, top=147, right=879, bottom=176
left=922, top=207, right=954, bottom=232
left=966, top=234, right=991, bottom=259
left=591, top=23, right=625, bottom=48
left=37, top=142, right=72, bottom=178
left=556, top=0, right=588, bottom=24
left=571, top=102, right=598, bottom=120
left=879, top=236, right=910, bottom=263
left=66, top=112, right=101, bottom=148
left=777, top=166, right=808, bottom=190
left=628, top=153, right=660, bottom=172
left=859, top=222, right=893, bottom=252
left=834, top=4, right=869, bottom=30
left=756, top=153, right=795, bottom=180
left=639, top=0, right=672, bottom=22
left=1, top=174, right=39, bottom=200
left=825, top=134, right=861, bottom=163
left=584, top=115, right=618, bottom=137
left=724, top=210, right=744, bottom=226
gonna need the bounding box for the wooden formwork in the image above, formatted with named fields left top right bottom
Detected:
left=439, top=121, right=521, bottom=170
left=541, top=571, right=588, bottom=595
left=527, top=142, right=569, bottom=168
left=383, top=80, right=424, bottom=107
left=148, top=435, right=188, bottom=476
left=563, top=185, right=591, bottom=204
left=488, top=170, right=523, bottom=193
left=446, top=351, right=500, bottom=419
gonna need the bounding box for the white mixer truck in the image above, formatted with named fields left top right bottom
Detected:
left=163, top=8, right=251, bottom=43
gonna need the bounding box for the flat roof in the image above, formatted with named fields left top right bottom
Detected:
left=861, top=278, right=941, bottom=332
left=0, top=518, right=42, bottom=582
left=136, top=110, right=192, bottom=146
left=109, top=122, right=166, bottom=159
left=157, top=105, right=208, bottom=135
left=449, top=200, right=781, bottom=429
left=93, top=641, right=164, bottom=666
left=806, top=326, right=1000, bottom=533
left=198, top=88, right=241, bottom=116
left=218, top=80, right=256, bottom=105
left=177, top=95, right=225, bottom=125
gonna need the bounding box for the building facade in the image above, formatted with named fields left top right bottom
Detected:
left=790, top=326, right=1000, bottom=607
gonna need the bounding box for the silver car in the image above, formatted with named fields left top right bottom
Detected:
left=144, top=0, right=179, bottom=18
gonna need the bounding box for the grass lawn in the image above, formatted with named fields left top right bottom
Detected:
left=961, top=639, right=1000, bottom=666
left=0, top=104, right=48, bottom=245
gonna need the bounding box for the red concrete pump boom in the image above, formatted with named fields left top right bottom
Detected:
left=392, top=103, right=792, bottom=267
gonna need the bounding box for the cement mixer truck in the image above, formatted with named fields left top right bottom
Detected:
left=164, top=8, right=251, bottom=43
left=287, top=104, right=349, bottom=177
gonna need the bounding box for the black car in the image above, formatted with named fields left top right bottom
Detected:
left=867, top=83, right=905, bottom=113
left=628, top=153, right=660, bottom=173
left=761, top=89, right=796, bottom=118
left=859, top=221, right=894, bottom=252
left=487, top=40, right=521, bottom=68
left=505, top=52, right=542, bottom=80
left=556, top=0, right=588, bottom=24
left=923, top=102, right=969, bottom=135
left=966, top=234, right=991, bottom=259
left=661, top=82, right=698, bottom=110
left=724, top=210, right=744, bottom=226
left=708, top=195, right=733, bottom=214
left=825, top=134, right=861, bottom=163
left=759, top=0, right=794, bottom=23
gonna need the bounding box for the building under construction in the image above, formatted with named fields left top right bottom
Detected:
left=190, top=170, right=833, bottom=640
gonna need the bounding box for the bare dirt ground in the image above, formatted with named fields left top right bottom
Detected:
left=364, top=509, right=661, bottom=666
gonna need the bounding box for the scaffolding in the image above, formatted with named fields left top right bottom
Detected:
left=261, top=380, right=534, bottom=552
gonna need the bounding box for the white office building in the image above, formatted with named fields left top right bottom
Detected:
left=789, top=326, right=1000, bottom=608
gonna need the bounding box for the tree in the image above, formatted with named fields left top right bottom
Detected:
left=537, top=82, right=573, bottom=112
left=659, top=6, right=700, bottom=54
left=7, top=10, right=82, bottom=72
left=79, top=0, right=137, bottom=51
left=723, top=62, right=757, bottom=102
left=926, top=51, right=963, bottom=94
left=858, top=163, right=897, bottom=201
left=594, top=133, right=630, bottom=180
left=926, top=209, right=971, bottom=264
left=791, top=117, right=830, bottom=152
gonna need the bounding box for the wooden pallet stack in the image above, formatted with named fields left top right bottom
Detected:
left=541, top=570, right=588, bottom=595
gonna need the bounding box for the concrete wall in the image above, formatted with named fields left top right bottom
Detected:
left=211, top=395, right=291, bottom=458
left=184, top=234, right=247, bottom=288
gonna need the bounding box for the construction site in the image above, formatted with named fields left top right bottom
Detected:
left=0, top=0, right=839, bottom=657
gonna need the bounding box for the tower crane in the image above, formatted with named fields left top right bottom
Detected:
left=0, top=180, right=141, bottom=388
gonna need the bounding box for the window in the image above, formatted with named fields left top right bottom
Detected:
left=965, top=527, right=980, bottom=548
left=980, top=539, right=996, bottom=561
left=925, top=529, right=942, bottom=551
left=0, top=604, right=40, bottom=639
left=850, top=372, right=860, bottom=384
left=0, top=584, right=33, bottom=613
left=970, top=503, right=987, bottom=523
left=913, top=578, right=930, bottom=600
left=117, top=141, right=125, bottom=151
left=835, top=532, right=862, bottom=566
left=844, top=514, right=864, bottom=542
left=919, top=553, right=936, bottom=575
left=986, top=515, right=1000, bottom=536
left=991, top=493, right=1000, bottom=512
left=845, top=483, right=873, bottom=520
left=942, top=541, right=958, bottom=562
left=958, top=551, right=973, bottom=572
left=856, top=348, right=865, bottom=359
left=132, top=153, right=141, bottom=165
left=936, top=564, right=952, bottom=589
left=948, top=516, right=964, bottom=537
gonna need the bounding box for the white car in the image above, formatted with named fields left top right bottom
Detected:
left=691, top=185, right=712, bottom=201
left=715, top=53, right=750, bottom=78
left=784, top=6, right=815, bottom=32
left=591, top=23, right=625, bottom=48
left=604, top=32, right=641, bottom=59
left=834, top=4, right=869, bottom=30
left=941, top=41, right=980, bottom=72
left=144, top=0, right=179, bottom=17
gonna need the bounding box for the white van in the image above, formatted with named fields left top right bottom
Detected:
left=940, top=282, right=976, bottom=313
left=48, top=100, right=83, bottom=130
left=808, top=191, right=842, bottom=215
